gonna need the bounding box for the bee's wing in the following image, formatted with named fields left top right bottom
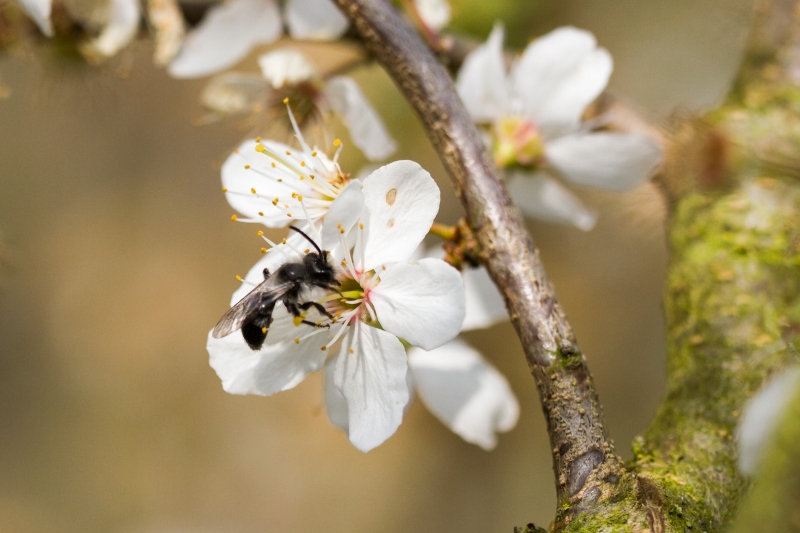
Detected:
left=212, top=277, right=294, bottom=339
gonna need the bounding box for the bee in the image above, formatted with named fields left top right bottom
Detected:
left=212, top=226, right=340, bottom=350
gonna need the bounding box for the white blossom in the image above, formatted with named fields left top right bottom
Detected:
left=456, top=24, right=662, bottom=231
left=208, top=160, right=466, bottom=452
left=168, top=0, right=348, bottom=79
left=205, top=49, right=397, bottom=161
left=737, top=368, right=800, bottom=476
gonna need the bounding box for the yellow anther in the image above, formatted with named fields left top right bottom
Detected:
left=335, top=311, right=342, bottom=317
left=231, top=215, right=238, bottom=221
left=341, top=259, right=347, bottom=266
left=309, top=174, right=315, bottom=180
left=257, top=230, right=264, bottom=236
left=244, top=164, right=251, bottom=169
left=255, top=143, right=266, bottom=152
left=272, top=198, right=279, bottom=205
left=316, top=321, right=322, bottom=326
left=251, top=188, right=256, bottom=194
left=299, top=176, right=305, bottom=181
left=320, top=345, right=327, bottom=351
left=304, top=248, right=310, bottom=254
left=334, top=139, right=341, bottom=147
left=339, top=228, right=345, bottom=234
left=297, top=195, right=303, bottom=201
left=381, top=265, right=386, bottom=270
left=221, top=187, right=228, bottom=193
left=294, top=338, right=300, bottom=344
left=349, top=348, right=354, bottom=354
left=300, top=161, right=306, bottom=167
left=283, top=97, right=289, bottom=104
left=337, top=223, right=342, bottom=228
left=277, top=179, right=282, bottom=182
left=255, top=137, right=261, bottom=142
left=311, top=151, right=317, bottom=157
left=359, top=223, right=364, bottom=229
left=236, top=275, right=243, bottom=281
left=291, top=192, right=297, bottom=198
left=258, top=211, right=264, bottom=216
left=271, top=162, right=276, bottom=168
left=262, top=327, right=267, bottom=333
left=285, top=150, right=291, bottom=155
left=281, top=238, right=287, bottom=244
left=287, top=213, right=292, bottom=217
left=261, top=248, right=267, bottom=254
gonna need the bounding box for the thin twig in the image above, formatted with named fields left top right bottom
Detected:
left=331, top=0, right=622, bottom=509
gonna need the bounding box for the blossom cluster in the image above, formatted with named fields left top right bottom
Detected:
left=207, top=117, right=517, bottom=451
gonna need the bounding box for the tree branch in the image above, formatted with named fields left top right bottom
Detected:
left=330, top=0, right=621, bottom=513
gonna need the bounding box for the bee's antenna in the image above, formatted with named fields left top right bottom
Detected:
left=288, top=226, right=324, bottom=255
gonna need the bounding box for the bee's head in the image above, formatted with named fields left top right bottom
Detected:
left=304, top=250, right=337, bottom=283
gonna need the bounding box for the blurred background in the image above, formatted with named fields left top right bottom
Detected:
left=0, top=0, right=754, bottom=531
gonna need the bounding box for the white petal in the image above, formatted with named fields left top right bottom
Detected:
left=284, top=0, right=348, bottom=40
left=82, top=0, right=141, bottom=60
left=221, top=139, right=327, bottom=227
left=320, top=180, right=364, bottom=251
left=323, top=356, right=349, bottom=432
left=737, top=368, right=800, bottom=476
left=326, top=76, right=398, bottom=161
left=462, top=266, right=507, bottom=331
left=334, top=323, right=409, bottom=452
left=360, top=161, right=440, bottom=270
left=511, top=26, right=611, bottom=131
left=408, top=339, right=519, bottom=449
left=455, top=23, right=508, bottom=123
left=16, top=0, right=53, bottom=36
left=168, top=0, right=282, bottom=79
left=206, top=306, right=328, bottom=396
left=257, top=49, right=319, bottom=89
left=545, top=132, right=661, bottom=192
left=371, top=258, right=464, bottom=350
left=201, top=72, right=268, bottom=115
left=506, top=171, right=597, bottom=231
left=413, top=0, right=450, bottom=31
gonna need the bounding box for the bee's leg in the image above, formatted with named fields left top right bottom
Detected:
left=299, top=301, right=335, bottom=320
left=262, top=268, right=270, bottom=280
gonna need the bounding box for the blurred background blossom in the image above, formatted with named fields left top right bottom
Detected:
left=0, top=0, right=752, bottom=531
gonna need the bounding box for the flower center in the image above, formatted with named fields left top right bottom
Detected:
left=492, top=116, right=544, bottom=169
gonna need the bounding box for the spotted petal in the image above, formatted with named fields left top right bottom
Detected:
left=371, top=258, right=464, bottom=350
left=360, top=161, right=439, bottom=271
left=545, top=132, right=661, bottom=192
left=327, top=76, right=397, bottom=161
left=408, top=339, right=518, bottom=449
left=334, top=323, right=409, bottom=452
left=168, top=0, right=282, bottom=78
